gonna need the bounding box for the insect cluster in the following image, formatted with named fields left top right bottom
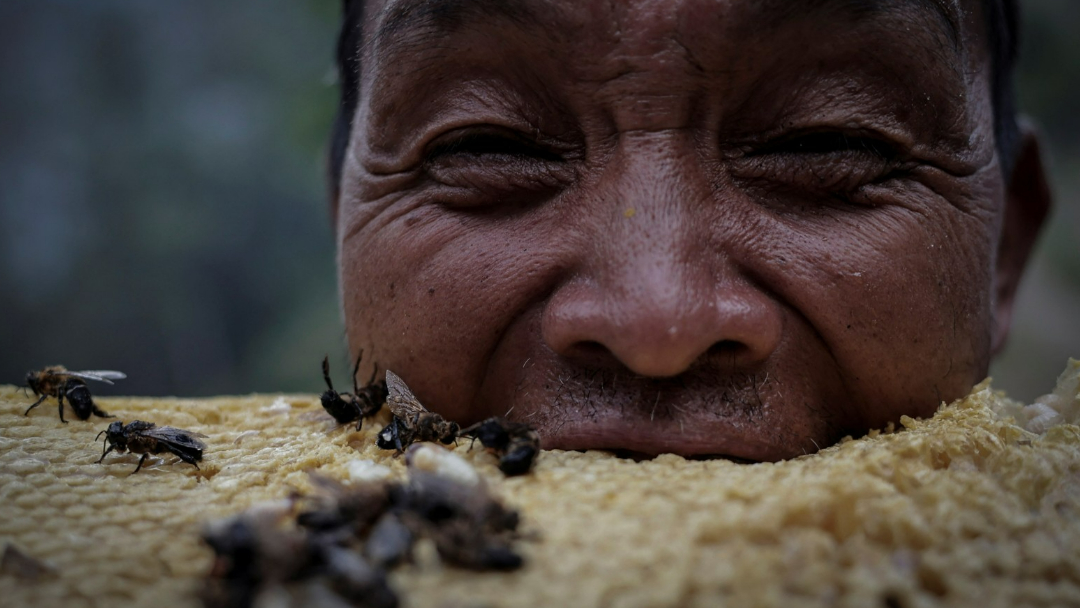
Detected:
left=13, top=355, right=542, bottom=606
left=21, top=365, right=207, bottom=475
left=201, top=446, right=526, bottom=608
left=376, top=370, right=541, bottom=476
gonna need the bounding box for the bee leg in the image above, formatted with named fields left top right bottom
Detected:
left=23, top=394, right=47, bottom=416
left=132, top=454, right=148, bottom=474
left=97, top=444, right=115, bottom=464
left=56, top=391, right=68, bottom=424
left=351, top=347, right=364, bottom=394
left=394, top=420, right=405, bottom=454
left=322, top=355, right=335, bottom=391
left=92, top=403, right=114, bottom=418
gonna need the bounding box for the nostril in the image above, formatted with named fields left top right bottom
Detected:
left=707, top=340, right=750, bottom=363
left=565, top=340, right=617, bottom=366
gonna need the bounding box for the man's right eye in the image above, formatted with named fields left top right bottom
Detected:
left=427, top=129, right=558, bottom=162
left=420, top=127, right=572, bottom=209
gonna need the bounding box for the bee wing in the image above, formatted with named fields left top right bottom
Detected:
left=141, top=426, right=208, bottom=450
left=384, top=370, right=427, bottom=417
left=63, top=370, right=127, bottom=384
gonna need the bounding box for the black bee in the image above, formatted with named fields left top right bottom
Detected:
left=23, top=366, right=125, bottom=423
left=202, top=497, right=399, bottom=608
left=295, top=474, right=391, bottom=542
left=400, top=472, right=523, bottom=571
left=320, top=350, right=387, bottom=431
left=201, top=503, right=323, bottom=608
left=376, top=371, right=460, bottom=453
left=460, top=417, right=541, bottom=476
left=96, top=420, right=207, bottom=474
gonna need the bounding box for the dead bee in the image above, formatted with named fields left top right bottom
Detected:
left=320, top=350, right=387, bottom=431
left=1, top=543, right=56, bottom=581
left=295, top=474, right=391, bottom=543
left=460, top=417, right=541, bottom=476
left=96, top=420, right=207, bottom=474
left=376, top=371, right=459, bottom=452
left=203, top=497, right=399, bottom=608
left=23, top=366, right=125, bottom=423
left=201, top=501, right=321, bottom=608
left=362, top=511, right=414, bottom=569
left=400, top=471, right=523, bottom=571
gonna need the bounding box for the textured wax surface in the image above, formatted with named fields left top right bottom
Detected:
left=1, top=361, right=1080, bottom=608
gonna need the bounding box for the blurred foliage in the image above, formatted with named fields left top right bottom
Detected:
left=990, top=0, right=1080, bottom=400
left=0, top=0, right=1076, bottom=401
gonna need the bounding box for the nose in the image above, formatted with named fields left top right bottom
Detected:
left=541, top=136, right=783, bottom=377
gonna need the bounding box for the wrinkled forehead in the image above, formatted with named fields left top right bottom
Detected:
left=358, top=0, right=985, bottom=69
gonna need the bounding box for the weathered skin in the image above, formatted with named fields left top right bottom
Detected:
left=334, top=0, right=1050, bottom=461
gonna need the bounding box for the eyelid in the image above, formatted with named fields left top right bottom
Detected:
left=424, top=126, right=563, bottom=162
left=745, top=129, right=904, bottom=160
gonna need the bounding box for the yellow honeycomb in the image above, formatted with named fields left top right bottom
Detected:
left=1, top=361, right=1079, bottom=608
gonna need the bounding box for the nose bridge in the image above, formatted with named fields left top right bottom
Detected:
left=542, top=129, right=782, bottom=378
left=592, top=130, right=710, bottom=304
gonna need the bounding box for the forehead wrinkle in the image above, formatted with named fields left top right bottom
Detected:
left=752, top=0, right=961, bottom=50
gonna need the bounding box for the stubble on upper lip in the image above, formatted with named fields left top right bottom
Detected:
left=484, top=358, right=849, bottom=462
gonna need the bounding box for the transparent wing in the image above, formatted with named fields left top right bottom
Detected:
left=142, top=425, right=208, bottom=450
left=63, top=370, right=127, bottom=384
left=384, top=370, right=427, bottom=417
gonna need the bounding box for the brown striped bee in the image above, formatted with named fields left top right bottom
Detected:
left=460, top=417, right=540, bottom=476
left=376, top=371, right=460, bottom=453
left=96, top=420, right=207, bottom=474
left=24, top=366, right=125, bottom=423
left=320, top=351, right=387, bottom=430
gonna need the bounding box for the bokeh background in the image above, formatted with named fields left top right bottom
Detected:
left=0, top=0, right=1076, bottom=400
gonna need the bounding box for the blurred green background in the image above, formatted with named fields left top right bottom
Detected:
left=0, top=0, right=1076, bottom=400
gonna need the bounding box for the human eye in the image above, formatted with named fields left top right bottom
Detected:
left=421, top=126, right=573, bottom=209
left=731, top=130, right=910, bottom=206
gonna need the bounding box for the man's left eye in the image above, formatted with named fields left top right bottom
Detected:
left=731, top=130, right=907, bottom=203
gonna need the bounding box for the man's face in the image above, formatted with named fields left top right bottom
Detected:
left=336, top=0, right=1042, bottom=461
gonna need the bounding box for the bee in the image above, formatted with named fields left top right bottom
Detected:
left=23, top=366, right=125, bottom=423
left=402, top=471, right=523, bottom=571
left=320, top=350, right=387, bottom=430
left=202, top=498, right=399, bottom=608
left=295, top=474, right=391, bottom=542
left=201, top=501, right=321, bottom=608
left=460, top=417, right=541, bottom=476
left=375, top=371, right=460, bottom=452
left=96, top=420, right=207, bottom=474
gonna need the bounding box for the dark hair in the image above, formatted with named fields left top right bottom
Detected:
left=328, top=0, right=1021, bottom=197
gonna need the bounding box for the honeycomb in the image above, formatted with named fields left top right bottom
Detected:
left=1, top=361, right=1079, bottom=608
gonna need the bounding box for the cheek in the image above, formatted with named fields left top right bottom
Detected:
left=757, top=200, right=996, bottom=424
left=339, top=204, right=568, bottom=420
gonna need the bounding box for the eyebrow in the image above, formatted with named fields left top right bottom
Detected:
left=374, top=0, right=543, bottom=50
left=371, top=0, right=962, bottom=60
